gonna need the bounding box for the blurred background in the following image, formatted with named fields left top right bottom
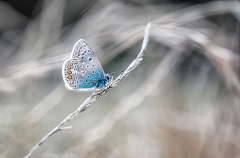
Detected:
left=0, top=0, right=239, bottom=158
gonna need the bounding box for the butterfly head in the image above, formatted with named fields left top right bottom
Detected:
left=105, top=74, right=113, bottom=85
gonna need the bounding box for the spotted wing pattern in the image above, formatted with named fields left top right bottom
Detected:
left=62, top=39, right=106, bottom=92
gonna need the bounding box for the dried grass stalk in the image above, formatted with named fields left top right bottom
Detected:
left=23, top=22, right=151, bottom=158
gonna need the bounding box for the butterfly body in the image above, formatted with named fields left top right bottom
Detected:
left=62, top=39, right=112, bottom=92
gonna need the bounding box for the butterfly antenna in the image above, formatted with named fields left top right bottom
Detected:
left=109, top=69, right=125, bottom=75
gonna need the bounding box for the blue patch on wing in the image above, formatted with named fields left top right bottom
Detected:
left=75, top=69, right=105, bottom=89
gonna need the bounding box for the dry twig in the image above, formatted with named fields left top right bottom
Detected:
left=23, top=22, right=151, bottom=158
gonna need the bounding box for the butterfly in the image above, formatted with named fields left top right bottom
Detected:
left=62, top=39, right=112, bottom=92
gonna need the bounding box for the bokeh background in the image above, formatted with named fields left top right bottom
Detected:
left=0, top=0, right=239, bottom=158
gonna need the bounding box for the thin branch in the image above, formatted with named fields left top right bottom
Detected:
left=23, top=22, right=151, bottom=158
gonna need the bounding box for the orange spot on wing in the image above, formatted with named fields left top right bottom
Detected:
left=68, top=75, right=72, bottom=79
left=67, top=66, right=71, bottom=70
left=67, top=70, right=72, bottom=75
left=69, top=63, right=73, bottom=66
left=71, top=81, right=74, bottom=85
left=74, top=61, right=78, bottom=64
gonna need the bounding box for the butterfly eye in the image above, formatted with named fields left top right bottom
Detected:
left=107, top=76, right=110, bottom=80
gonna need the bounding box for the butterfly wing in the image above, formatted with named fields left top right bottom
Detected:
left=62, top=39, right=106, bottom=92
